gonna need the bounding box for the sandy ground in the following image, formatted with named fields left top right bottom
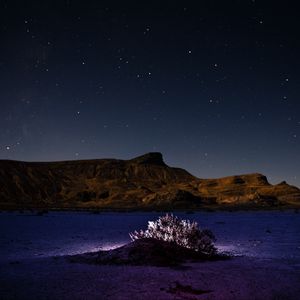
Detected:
left=1, top=255, right=300, bottom=300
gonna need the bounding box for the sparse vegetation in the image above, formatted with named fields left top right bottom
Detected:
left=129, top=214, right=217, bottom=256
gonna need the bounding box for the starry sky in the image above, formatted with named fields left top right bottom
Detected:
left=0, top=1, right=299, bottom=186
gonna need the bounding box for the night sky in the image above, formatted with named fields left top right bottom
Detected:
left=0, top=1, right=299, bottom=186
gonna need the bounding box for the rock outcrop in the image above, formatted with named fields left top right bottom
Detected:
left=0, top=152, right=299, bottom=210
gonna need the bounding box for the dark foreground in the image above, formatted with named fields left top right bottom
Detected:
left=1, top=211, right=300, bottom=299
left=1, top=255, right=300, bottom=299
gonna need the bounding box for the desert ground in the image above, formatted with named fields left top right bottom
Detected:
left=1, top=211, right=300, bottom=299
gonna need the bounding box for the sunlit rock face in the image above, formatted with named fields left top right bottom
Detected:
left=0, top=153, right=300, bottom=210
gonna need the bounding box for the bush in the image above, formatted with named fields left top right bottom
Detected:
left=129, top=214, right=217, bottom=256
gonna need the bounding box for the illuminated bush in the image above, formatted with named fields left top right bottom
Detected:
left=129, top=214, right=217, bottom=256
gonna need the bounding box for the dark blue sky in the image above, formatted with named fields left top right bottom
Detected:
left=0, top=1, right=299, bottom=186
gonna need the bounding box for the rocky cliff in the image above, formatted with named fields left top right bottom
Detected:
left=0, top=152, right=299, bottom=210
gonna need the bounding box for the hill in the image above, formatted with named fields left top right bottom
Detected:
left=0, top=152, right=299, bottom=210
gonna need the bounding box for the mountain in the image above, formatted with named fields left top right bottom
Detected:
left=0, top=152, right=299, bottom=210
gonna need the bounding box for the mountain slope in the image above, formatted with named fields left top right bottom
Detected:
left=0, top=152, right=299, bottom=210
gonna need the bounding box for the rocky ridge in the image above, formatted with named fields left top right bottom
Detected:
left=0, top=152, right=299, bottom=210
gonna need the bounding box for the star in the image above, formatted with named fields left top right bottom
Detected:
left=143, top=27, right=150, bottom=34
